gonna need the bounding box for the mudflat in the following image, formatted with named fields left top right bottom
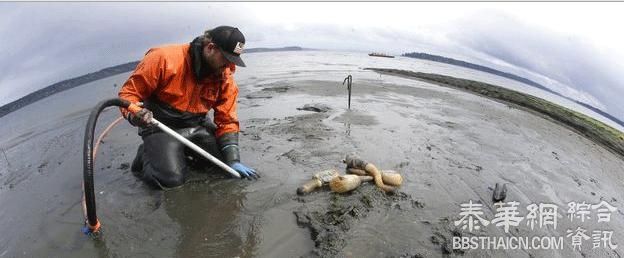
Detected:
left=0, top=66, right=622, bottom=257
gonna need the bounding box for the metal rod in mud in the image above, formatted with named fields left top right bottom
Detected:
left=151, top=118, right=241, bottom=178
left=343, top=75, right=353, bottom=109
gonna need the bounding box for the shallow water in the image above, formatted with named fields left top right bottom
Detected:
left=1, top=51, right=623, bottom=257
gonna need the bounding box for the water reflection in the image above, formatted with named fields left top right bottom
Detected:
left=344, top=121, right=351, bottom=136
left=163, top=178, right=257, bottom=258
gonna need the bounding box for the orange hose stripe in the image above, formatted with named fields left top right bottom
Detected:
left=93, top=116, right=124, bottom=161
left=88, top=219, right=101, bottom=232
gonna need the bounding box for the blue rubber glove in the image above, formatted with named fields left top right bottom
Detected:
left=230, top=162, right=259, bottom=180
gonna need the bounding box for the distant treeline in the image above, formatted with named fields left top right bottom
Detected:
left=0, top=61, right=140, bottom=118
left=402, top=52, right=624, bottom=128
left=0, top=46, right=306, bottom=118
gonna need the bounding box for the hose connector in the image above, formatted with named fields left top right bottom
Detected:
left=82, top=219, right=101, bottom=236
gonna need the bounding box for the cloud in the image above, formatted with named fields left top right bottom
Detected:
left=0, top=2, right=622, bottom=121
left=0, top=3, right=242, bottom=105
left=445, top=9, right=624, bottom=118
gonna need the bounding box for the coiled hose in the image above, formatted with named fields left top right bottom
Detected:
left=82, top=98, right=141, bottom=235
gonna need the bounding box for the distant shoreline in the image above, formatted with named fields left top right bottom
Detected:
left=366, top=68, right=624, bottom=158
left=0, top=61, right=140, bottom=119
left=0, top=46, right=308, bottom=118
left=402, top=52, right=624, bottom=128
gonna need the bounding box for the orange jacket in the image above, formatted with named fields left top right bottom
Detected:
left=118, top=44, right=239, bottom=138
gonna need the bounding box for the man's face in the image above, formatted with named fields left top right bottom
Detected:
left=203, top=42, right=232, bottom=75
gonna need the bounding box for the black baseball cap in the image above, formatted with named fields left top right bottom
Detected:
left=209, top=26, right=246, bottom=67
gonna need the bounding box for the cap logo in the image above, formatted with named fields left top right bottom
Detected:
left=233, top=42, right=244, bottom=55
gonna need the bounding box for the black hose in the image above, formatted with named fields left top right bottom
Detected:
left=83, top=98, right=130, bottom=230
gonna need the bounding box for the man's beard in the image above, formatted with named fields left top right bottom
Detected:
left=203, top=55, right=225, bottom=77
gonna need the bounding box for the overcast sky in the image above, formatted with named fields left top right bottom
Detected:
left=1, top=2, right=623, bottom=120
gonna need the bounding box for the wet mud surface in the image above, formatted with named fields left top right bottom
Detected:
left=1, top=60, right=624, bottom=257
left=294, top=187, right=425, bottom=257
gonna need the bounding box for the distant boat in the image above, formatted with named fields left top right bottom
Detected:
left=368, top=52, right=395, bottom=58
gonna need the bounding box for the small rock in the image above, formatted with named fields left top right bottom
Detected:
left=118, top=163, right=130, bottom=170
left=297, top=103, right=331, bottom=113
left=493, top=183, right=507, bottom=202
left=245, top=93, right=272, bottom=99
left=573, top=178, right=582, bottom=187
left=261, top=86, right=290, bottom=93
left=412, top=200, right=425, bottom=209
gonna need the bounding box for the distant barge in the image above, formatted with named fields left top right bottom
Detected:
left=368, top=52, right=395, bottom=58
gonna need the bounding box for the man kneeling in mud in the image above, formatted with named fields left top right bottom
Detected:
left=118, top=26, right=259, bottom=189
